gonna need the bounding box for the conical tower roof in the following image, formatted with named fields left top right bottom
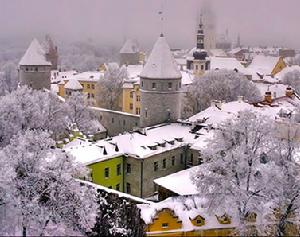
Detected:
left=19, top=39, right=52, bottom=66
left=140, top=35, right=181, bottom=79
left=120, top=39, right=139, bottom=54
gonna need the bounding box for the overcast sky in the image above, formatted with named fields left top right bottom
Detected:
left=0, top=0, right=299, bottom=49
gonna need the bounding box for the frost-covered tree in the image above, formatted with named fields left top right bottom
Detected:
left=89, top=188, right=145, bottom=237
left=0, top=62, right=18, bottom=96
left=266, top=123, right=300, bottom=236
left=0, top=130, right=97, bottom=236
left=191, top=111, right=282, bottom=235
left=96, top=63, right=127, bottom=110
left=65, top=91, right=103, bottom=135
left=281, top=69, right=300, bottom=94
left=183, top=70, right=261, bottom=116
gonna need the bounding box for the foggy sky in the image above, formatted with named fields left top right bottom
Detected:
left=0, top=0, right=299, bottom=49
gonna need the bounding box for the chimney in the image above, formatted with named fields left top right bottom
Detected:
left=286, top=86, right=294, bottom=97
left=264, top=91, right=272, bottom=103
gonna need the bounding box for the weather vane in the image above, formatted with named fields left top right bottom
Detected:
left=158, top=0, right=164, bottom=36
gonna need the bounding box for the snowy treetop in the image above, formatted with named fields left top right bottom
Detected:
left=19, top=38, right=52, bottom=66
left=140, top=36, right=181, bottom=79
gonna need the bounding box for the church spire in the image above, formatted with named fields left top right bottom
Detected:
left=196, top=14, right=205, bottom=49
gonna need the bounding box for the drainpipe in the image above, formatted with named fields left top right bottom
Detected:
left=140, top=159, right=144, bottom=198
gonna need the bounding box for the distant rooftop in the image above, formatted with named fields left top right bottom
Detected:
left=19, top=38, right=52, bottom=66
left=120, top=39, right=139, bottom=54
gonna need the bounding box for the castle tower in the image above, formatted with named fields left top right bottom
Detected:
left=18, top=39, right=52, bottom=90
left=140, top=35, right=182, bottom=127
left=45, top=35, right=58, bottom=70
left=119, top=39, right=140, bottom=65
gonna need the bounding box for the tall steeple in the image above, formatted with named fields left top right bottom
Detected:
left=196, top=14, right=205, bottom=50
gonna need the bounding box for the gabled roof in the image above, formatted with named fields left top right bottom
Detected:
left=19, top=39, right=52, bottom=66
left=140, top=35, right=181, bottom=79
left=64, top=79, right=83, bottom=90
left=120, top=39, right=139, bottom=54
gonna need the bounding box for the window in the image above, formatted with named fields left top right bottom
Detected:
left=87, top=93, right=90, bottom=99
left=201, top=65, right=204, bottom=70
left=25, top=67, right=29, bottom=71
left=104, top=167, right=109, bottom=178
left=141, top=81, right=144, bottom=88
left=195, top=65, right=199, bottom=70
left=162, top=223, right=169, bottom=228
left=130, top=103, right=133, bottom=110
left=112, top=118, right=114, bottom=123
left=108, top=186, right=112, bottom=189
left=126, top=183, right=131, bottom=194
left=123, top=120, right=126, bottom=126
left=180, top=154, right=184, bottom=164
left=130, top=91, right=134, bottom=98
left=152, top=83, right=156, bottom=89
left=168, top=82, right=172, bottom=89
left=117, top=164, right=121, bottom=176
left=179, top=82, right=181, bottom=88
left=136, top=95, right=140, bottom=102
left=145, top=110, right=148, bottom=118
left=136, top=108, right=140, bottom=115
left=91, top=93, right=95, bottom=98
left=197, top=219, right=203, bottom=224
left=154, top=162, right=158, bottom=171
left=162, top=159, right=166, bottom=169
left=172, top=156, right=175, bottom=166
left=87, top=84, right=90, bottom=89
left=126, top=164, right=131, bottom=174
left=35, top=67, right=38, bottom=72
left=116, top=184, right=120, bottom=191
left=191, top=153, right=194, bottom=164
left=91, top=84, right=95, bottom=89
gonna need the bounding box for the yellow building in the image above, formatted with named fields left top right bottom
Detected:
left=271, top=56, right=287, bottom=76
left=122, top=81, right=141, bottom=115
left=57, top=71, right=103, bottom=106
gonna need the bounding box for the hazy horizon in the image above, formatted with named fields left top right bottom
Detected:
left=0, top=0, right=299, bottom=50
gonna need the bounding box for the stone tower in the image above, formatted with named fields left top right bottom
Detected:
left=140, top=35, right=182, bottom=127
left=45, top=35, right=58, bottom=70
left=18, top=39, right=52, bottom=90
left=119, top=39, right=140, bottom=65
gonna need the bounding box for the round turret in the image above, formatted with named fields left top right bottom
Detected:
left=140, top=35, right=182, bottom=127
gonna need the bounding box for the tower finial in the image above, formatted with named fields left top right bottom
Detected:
left=158, top=0, right=164, bottom=37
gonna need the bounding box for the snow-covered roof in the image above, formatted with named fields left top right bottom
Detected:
left=64, top=138, right=123, bottom=165
left=64, top=79, right=83, bottom=90
left=154, top=166, right=199, bottom=196
left=120, top=39, right=139, bottom=54
left=126, top=64, right=143, bottom=80
left=208, top=49, right=227, bottom=57
left=51, top=70, right=77, bottom=83
left=138, top=196, right=238, bottom=232
left=19, top=39, right=52, bottom=66
left=140, top=36, right=181, bottom=79
left=255, top=83, right=289, bottom=99
left=189, top=98, right=300, bottom=129
left=73, top=71, right=103, bottom=82
left=210, top=57, right=245, bottom=71
left=248, top=55, right=280, bottom=75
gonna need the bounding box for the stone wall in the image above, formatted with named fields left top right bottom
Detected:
left=19, top=65, right=51, bottom=90
left=90, top=107, right=140, bottom=136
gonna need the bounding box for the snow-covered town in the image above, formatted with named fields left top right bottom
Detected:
left=1, top=0, right=300, bottom=236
